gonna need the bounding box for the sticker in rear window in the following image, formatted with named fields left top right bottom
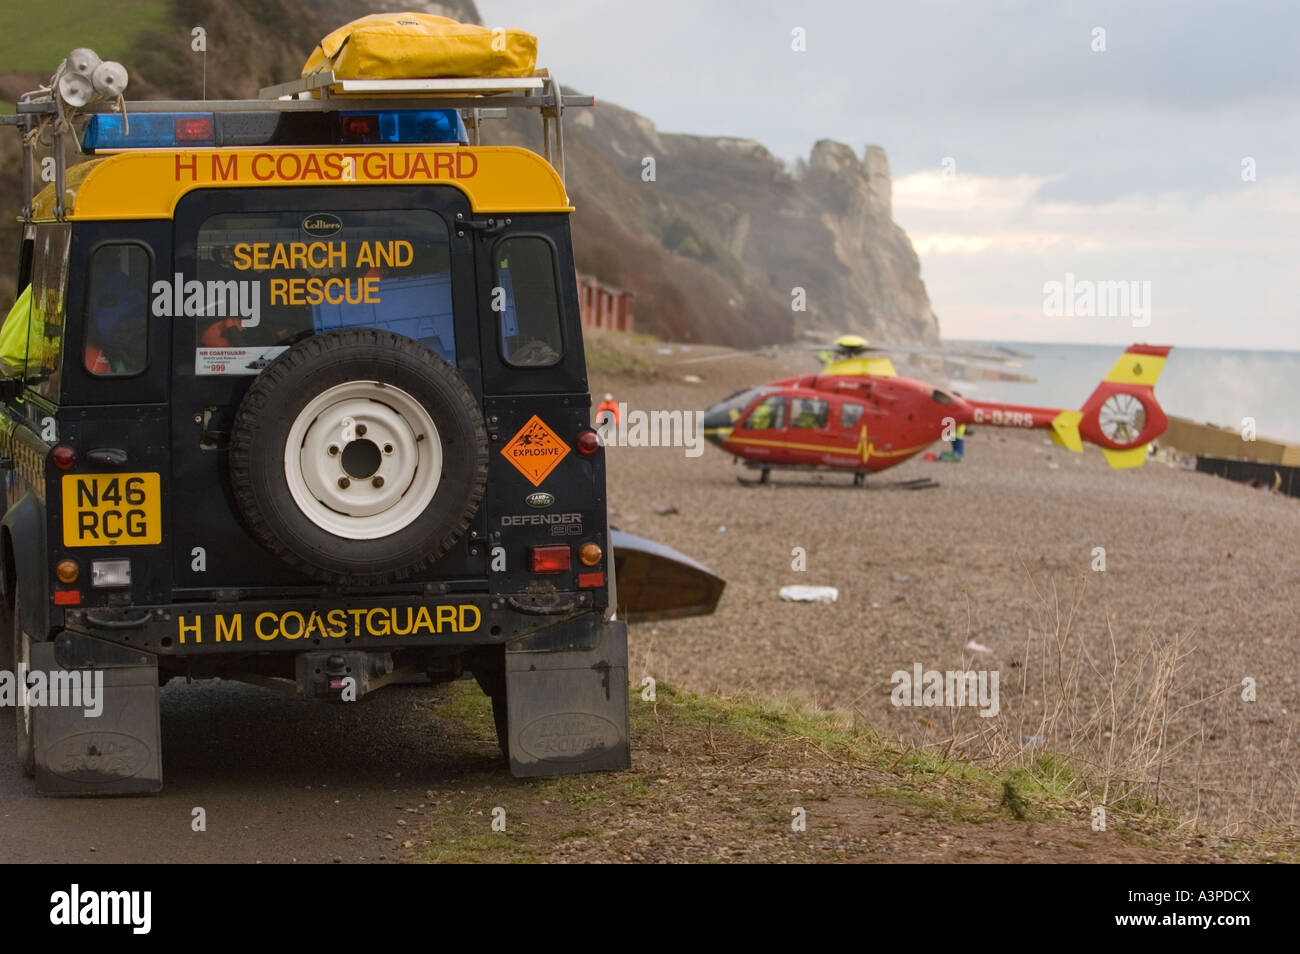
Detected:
left=196, top=346, right=289, bottom=375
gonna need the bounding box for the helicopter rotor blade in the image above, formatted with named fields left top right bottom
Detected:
left=677, top=346, right=784, bottom=365
left=937, top=355, right=1037, bottom=383
left=675, top=335, right=1035, bottom=369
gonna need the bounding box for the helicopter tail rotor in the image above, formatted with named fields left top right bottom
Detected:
left=1075, top=344, right=1172, bottom=468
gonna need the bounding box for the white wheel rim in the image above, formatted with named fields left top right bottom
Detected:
left=284, top=380, right=442, bottom=540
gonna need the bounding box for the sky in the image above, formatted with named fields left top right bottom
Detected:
left=479, top=0, right=1300, bottom=350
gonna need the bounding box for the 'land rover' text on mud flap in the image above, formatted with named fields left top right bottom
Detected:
left=504, top=614, right=629, bottom=775
left=31, top=632, right=161, bottom=796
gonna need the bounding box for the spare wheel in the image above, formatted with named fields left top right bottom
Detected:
left=228, top=328, right=487, bottom=585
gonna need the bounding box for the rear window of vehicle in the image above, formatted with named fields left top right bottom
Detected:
left=22, top=223, right=70, bottom=400
left=192, top=209, right=453, bottom=375
left=85, top=243, right=150, bottom=377
left=494, top=235, right=563, bottom=368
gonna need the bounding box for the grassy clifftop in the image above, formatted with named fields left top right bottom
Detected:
left=390, top=679, right=1287, bottom=863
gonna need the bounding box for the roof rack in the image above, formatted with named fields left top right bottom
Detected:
left=257, top=71, right=592, bottom=184
left=1, top=69, right=593, bottom=221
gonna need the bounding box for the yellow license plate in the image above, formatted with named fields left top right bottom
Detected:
left=61, top=473, right=162, bottom=547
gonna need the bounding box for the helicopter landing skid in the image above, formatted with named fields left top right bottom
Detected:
left=736, top=467, right=939, bottom=490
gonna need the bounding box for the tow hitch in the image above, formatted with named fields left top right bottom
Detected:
left=295, top=651, right=395, bottom=701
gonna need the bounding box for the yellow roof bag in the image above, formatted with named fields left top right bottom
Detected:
left=303, top=13, right=537, bottom=80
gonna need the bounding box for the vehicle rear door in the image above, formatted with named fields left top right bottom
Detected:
left=168, top=184, right=486, bottom=593
left=49, top=221, right=174, bottom=612
left=475, top=216, right=608, bottom=608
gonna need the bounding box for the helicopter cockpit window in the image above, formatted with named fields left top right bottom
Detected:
left=789, top=397, right=829, bottom=429
left=841, top=402, right=865, bottom=429
left=743, top=395, right=785, bottom=430
left=931, top=389, right=953, bottom=404
left=709, top=386, right=768, bottom=423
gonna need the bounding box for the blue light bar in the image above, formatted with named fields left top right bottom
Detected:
left=80, top=107, right=469, bottom=152
left=340, top=109, right=468, bottom=145
left=82, top=113, right=214, bottom=151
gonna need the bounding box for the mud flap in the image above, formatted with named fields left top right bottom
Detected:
left=31, top=633, right=162, bottom=796
left=504, top=614, right=630, bottom=777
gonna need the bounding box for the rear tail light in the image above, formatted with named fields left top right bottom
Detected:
left=579, top=542, right=602, bottom=566
left=51, top=445, right=76, bottom=470
left=55, top=560, right=79, bottom=583
left=53, top=590, right=80, bottom=606
left=577, top=430, right=600, bottom=455
left=530, top=545, right=571, bottom=573
left=577, top=571, right=604, bottom=588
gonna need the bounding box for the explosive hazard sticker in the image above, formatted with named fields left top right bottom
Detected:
left=501, top=415, right=571, bottom=486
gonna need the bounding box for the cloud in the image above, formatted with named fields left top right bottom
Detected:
left=892, top=170, right=1300, bottom=347
left=480, top=0, right=1300, bottom=348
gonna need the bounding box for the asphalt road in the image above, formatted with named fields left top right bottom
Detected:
left=0, top=678, right=503, bottom=863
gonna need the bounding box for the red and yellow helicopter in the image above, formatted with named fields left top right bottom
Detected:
left=699, top=336, right=1171, bottom=486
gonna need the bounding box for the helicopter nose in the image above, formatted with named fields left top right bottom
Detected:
left=702, top=403, right=732, bottom=446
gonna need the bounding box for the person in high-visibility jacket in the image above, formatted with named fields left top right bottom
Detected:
left=0, top=283, right=33, bottom=375
left=0, top=282, right=61, bottom=378
left=952, top=423, right=967, bottom=459
left=596, top=392, right=619, bottom=428
left=748, top=398, right=774, bottom=430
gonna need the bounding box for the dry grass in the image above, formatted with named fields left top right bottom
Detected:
left=903, top=568, right=1300, bottom=845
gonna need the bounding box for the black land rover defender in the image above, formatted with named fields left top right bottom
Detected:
left=0, top=69, right=722, bottom=795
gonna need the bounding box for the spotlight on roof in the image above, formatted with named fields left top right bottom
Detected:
left=54, top=47, right=128, bottom=109
left=66, top=47, right=101, bottom=77
left=57, top=70, right=94, bottom=108
left=91, top=61, right=128, bottom=97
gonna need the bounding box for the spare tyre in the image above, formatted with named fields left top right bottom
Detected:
left=228, top=328, right=487, bottom=585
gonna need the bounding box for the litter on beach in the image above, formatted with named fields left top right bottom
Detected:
left=779, top=585, right=839, bottom=603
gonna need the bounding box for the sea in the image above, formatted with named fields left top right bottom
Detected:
left=944, top=341, right=1300, bottom=445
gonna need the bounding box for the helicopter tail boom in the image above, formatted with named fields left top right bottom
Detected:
left=964, top=344, right=1171, bottom=468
